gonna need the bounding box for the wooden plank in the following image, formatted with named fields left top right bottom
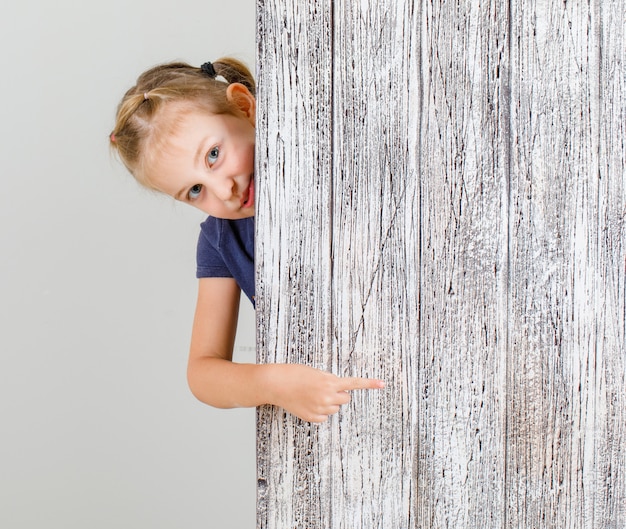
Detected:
left=330, top=1, right=420, bottom=527
left=594, top=1, right=626, bottom=525
left=416, top=1, right=509, bottom=527
left=506, top=1, right=619, bottom=526
left=255, top=1, right=335, bottom=528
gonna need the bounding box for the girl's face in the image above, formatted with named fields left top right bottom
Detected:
left=149, top=86, right=256, bottom=219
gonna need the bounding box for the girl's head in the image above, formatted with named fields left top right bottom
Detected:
left=110, top=58, right=257, bottom=218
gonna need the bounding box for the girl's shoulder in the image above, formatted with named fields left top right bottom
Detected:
left=199, top=216, right=255, bottom=249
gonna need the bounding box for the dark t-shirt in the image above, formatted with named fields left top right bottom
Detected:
left=196, top=216, right=255, bottom=305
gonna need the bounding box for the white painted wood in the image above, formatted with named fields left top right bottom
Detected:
left=255, top=1, right=335, bottom=528
left=256, top=0, right=626, bottom=527
left=507, top=1, right=625, bottom=527
left=330, top=2, right=420, bottom=527
left=595, top=2, right=626, bottom=525
left=416, top=1, right=509, bottom=526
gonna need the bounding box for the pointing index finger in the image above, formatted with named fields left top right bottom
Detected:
left=339, top=377, right=386, bottom=391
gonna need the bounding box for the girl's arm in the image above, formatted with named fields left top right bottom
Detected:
left=186, top=277, right=384, bottom=423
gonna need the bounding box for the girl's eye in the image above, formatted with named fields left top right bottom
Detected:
left=188, top=184, right=203, bottom=200
left=207, top=146, right=220, bottom=166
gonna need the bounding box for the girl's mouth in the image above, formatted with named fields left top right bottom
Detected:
left=242, top=177, right=255, bottom=209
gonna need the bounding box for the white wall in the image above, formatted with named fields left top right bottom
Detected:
left=0, top=2, right=257, bottom=528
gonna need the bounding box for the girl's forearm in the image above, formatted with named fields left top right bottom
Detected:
left=187, top=357, right=276, bottom=409
left=186, top=358, right=385, bottom=422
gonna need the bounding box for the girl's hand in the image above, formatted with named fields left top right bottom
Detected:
left=265, top=364, right=385, bottom=423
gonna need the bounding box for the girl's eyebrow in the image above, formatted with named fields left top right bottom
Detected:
left=174, top=186, right=188, bottom=202
left=174, top=133, right=216, bottom=201
left=194, top=136, right=210, bottom=169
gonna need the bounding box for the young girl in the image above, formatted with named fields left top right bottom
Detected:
left=110, top=58, right=384, bottom=423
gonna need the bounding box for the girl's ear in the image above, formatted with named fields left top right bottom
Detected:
left=226, top=83, right=256, bottom=126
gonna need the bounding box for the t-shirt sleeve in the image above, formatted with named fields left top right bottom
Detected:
left=196, top=217, right=232, bottom=279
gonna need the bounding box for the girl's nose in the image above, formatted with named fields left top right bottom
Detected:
left=214, top=177, right=236, bottom=201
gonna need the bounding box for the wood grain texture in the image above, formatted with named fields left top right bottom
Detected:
left=416, top=1, right=509, bottom=527
left=595, top=2, right=626, bottom=525
left=256, top=0, right=626, bottom=527
left=331, top=2, right=420, bottom=527
left=507, top=1, right=624, bottom=526
left=255, top=1, right=334, bottom=527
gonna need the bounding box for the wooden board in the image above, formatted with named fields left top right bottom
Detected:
left=416, top=1, right=509, bottom=526
left=508, top=1, right=625, bottom=526
left=255, top=1, right=335, bottom=527
left=256, top=1, right=626, bottom=527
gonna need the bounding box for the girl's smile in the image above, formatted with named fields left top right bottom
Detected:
left=241, top=178, right=255, bottom=209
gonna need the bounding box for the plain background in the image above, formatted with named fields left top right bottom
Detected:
left=0, top=1, right=257, bottom=527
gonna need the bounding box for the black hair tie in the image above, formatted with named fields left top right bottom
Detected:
left=200, top=62, right=217, bottom=78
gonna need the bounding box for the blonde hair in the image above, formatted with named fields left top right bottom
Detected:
left=109, top=57, right=255, bottom=186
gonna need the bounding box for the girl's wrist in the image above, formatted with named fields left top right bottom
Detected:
left=254, top=362, right=286, bottom=408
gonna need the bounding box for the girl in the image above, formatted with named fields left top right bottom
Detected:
left=110, top=58, right=384, bottom=423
